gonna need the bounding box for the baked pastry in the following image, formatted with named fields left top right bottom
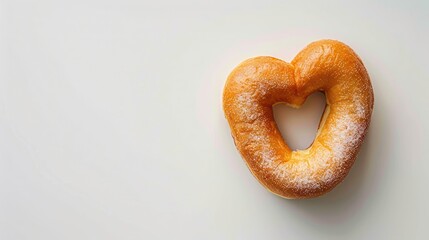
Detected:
left=223, top=40, right=374, bottom=199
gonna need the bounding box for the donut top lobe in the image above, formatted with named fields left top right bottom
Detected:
left=223, top=40, right=374, bottom=199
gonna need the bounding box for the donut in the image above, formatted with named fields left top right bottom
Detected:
left=223, top=40, right=374, bottom=199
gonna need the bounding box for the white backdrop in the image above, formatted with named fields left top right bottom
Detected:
left=1, top=0, right=428, bottom=239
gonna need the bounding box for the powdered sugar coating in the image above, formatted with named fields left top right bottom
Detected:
left=232, top=88, right=369, bottom=194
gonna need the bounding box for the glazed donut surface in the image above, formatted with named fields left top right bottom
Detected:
left=223, top=40, right=374, bottom=199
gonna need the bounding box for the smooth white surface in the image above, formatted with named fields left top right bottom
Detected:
left=1, top=0, right=428, bottom=239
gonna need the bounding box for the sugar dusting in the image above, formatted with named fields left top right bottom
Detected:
left=235, top=92, right=260, bottom=122
left=257, top=96, right=366, bottom=192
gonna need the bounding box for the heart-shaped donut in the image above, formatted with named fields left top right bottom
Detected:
left=223, top=40, right=374, bottom=199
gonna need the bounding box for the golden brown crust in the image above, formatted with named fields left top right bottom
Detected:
left=223, top=40, right=374, bottom=199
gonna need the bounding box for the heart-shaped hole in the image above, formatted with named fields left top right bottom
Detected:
left=273, top=91, right=327, bottom=151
